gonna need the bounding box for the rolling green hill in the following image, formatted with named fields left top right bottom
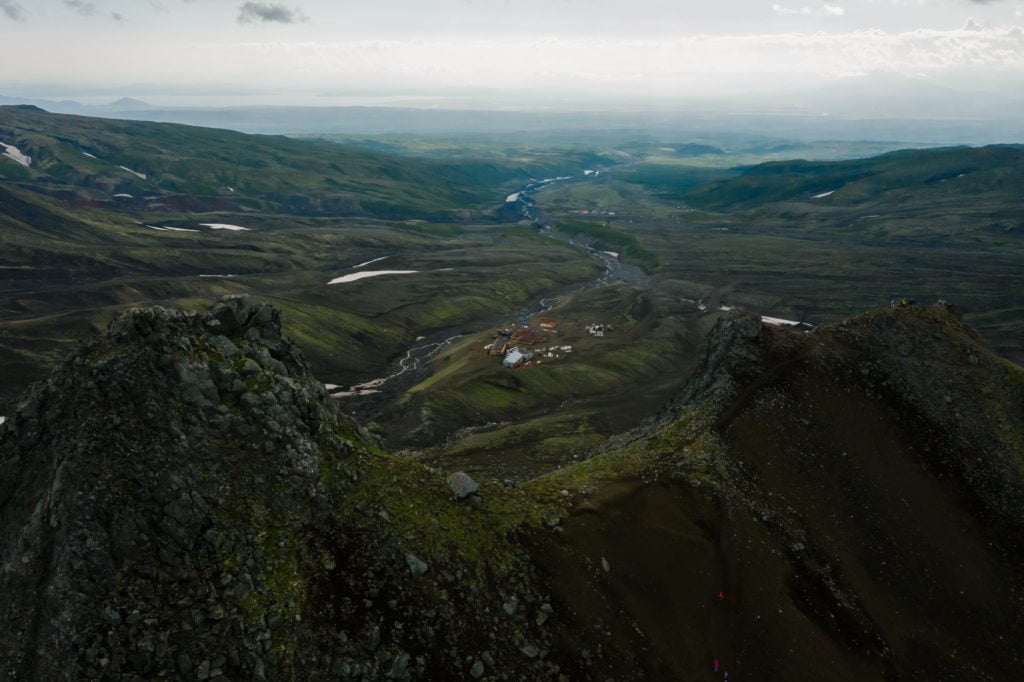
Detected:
left=530, top=143, right=1024, bottom=364
left=0, top=107, right=614, bottom=406
left=673, top=144, right=1024, bottom=212
left=0, top=105, right=603, bottom=219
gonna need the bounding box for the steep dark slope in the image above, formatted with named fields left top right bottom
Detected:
left=0, top=298, right=566, bottom=680
left=530, top=303, right=1024, bottom=680
left=1, top=299, right=1021, bottom=680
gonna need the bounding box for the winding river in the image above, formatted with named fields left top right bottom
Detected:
left=327, top=165, right=644, bottom=402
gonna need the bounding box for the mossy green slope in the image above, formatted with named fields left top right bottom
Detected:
left=0, top=105, right=597, bottom=218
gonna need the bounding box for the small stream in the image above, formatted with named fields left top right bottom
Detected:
left=327, top=333, right=466, bottom=398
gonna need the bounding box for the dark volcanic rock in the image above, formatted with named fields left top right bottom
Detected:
left=2, top=297, right=1022, bottom=681
left=0, top=297, right=557, bottom=680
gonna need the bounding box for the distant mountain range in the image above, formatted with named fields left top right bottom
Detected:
left=0, top=94, right=151, bottom=114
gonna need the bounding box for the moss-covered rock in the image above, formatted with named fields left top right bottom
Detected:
left=0, top=297, right=561, bottom=680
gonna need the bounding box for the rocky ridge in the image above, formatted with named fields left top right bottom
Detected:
left=0, top=297, right=564, bottom=680
left=1, top=298, right=1022, bottom=680
left=528, top=302, right=1024, bottom=679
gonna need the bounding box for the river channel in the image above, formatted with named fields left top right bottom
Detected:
left=327, top=167, right=648, bottom=410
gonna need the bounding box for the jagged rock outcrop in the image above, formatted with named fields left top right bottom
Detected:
left=529, top=303, right=1024, bottom=680
left=0, top=297, right=563, bottom=680
left=1, top=298, right=1022, bottom=680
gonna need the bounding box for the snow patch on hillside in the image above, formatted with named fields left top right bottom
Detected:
left=119, top=165, right=147, bottom=180
left=147, top=225, right=199, bottom=232
left=353, top=256, right=389, bottom=269
left=762, top=315, right=803, bottom=327
left=200, top=223, right=251, bottom=231
left=328, top=270, right=418, bottom=285
left=1, top=141, right=31, bottom=167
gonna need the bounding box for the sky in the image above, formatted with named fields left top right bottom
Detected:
left=1, top=1, right=1023, bottom=108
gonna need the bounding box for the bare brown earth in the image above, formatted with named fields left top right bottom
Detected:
left=526, top=304, right=1024, bottom=680
left=535, top=480, right=885, bottom=680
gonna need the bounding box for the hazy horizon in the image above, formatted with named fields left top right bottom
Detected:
left=2, top=1, right=1023, bottom=115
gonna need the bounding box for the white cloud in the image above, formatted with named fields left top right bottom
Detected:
left=174, top=24, right=1022, bottom=97
left=4, top=13, right=1022, bottom=99
left=773, top=3, right=811, bottom=15
left=773, top=3, right=846, bottom=16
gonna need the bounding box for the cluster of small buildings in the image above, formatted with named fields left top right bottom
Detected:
left=479, top=312, right=614, bottom=370
left=539, top=344, right=573, bottom=359
left=483, top=316, right=585, bottom=369
left=485, top=326, right=546, bottom=368
left=500, top=342, right=576, bottom=368
left=487, top=326, right=547, bottom=357
left=490, top=335, right=538, bottom=368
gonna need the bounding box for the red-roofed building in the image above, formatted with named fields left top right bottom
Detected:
left=511, top=329, right=546, bottom=345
